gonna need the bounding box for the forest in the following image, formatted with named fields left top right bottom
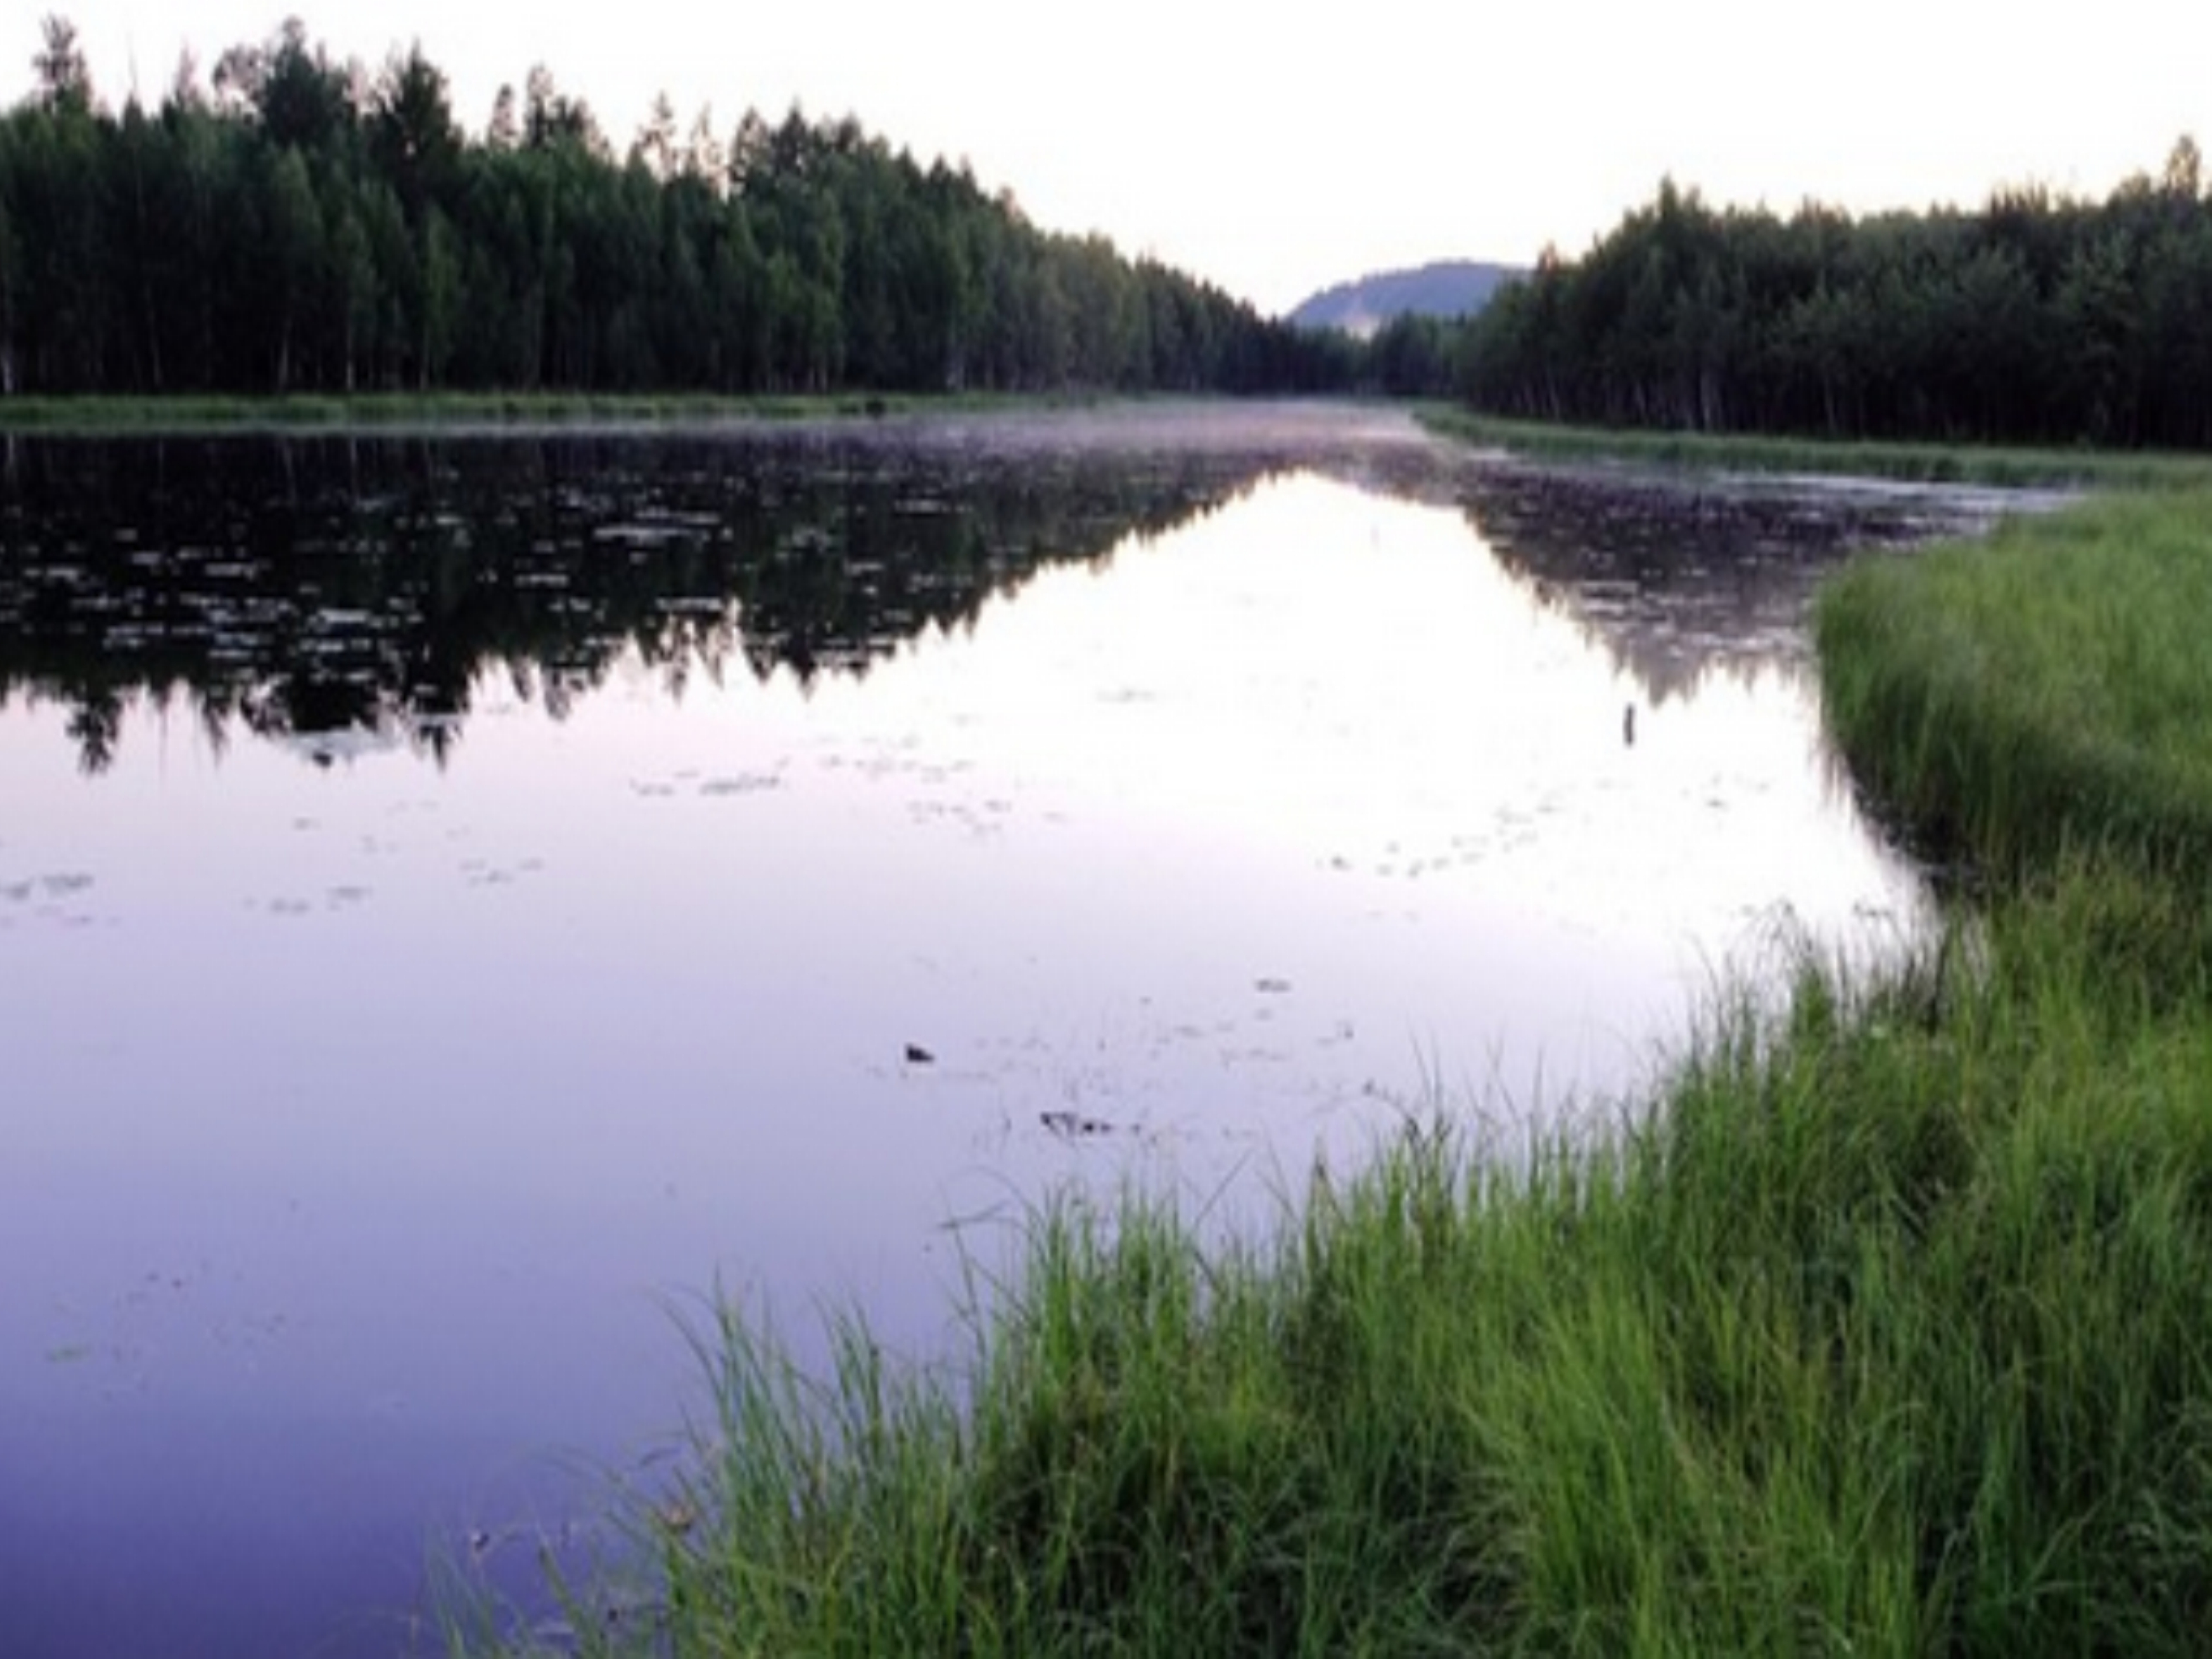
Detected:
left=1459, top=139, right=2212, bottom=450
left=0, top=17, right=1356, bottom=399
left=24, top=14, right=2211, bottom=444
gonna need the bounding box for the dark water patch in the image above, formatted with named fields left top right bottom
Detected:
left=1, top=419, right=1364, bottom=773
left=1462, top=463, right=2033, bottom=707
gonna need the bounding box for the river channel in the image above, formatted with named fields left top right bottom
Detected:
left=2, top=404, right=2016, bottom=1653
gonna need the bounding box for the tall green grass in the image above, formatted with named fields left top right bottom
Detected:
left=1818, top=488, right=2212, bottom=881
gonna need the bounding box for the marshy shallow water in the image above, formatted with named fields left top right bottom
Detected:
left=2, top=404, right=2015, bottom=1653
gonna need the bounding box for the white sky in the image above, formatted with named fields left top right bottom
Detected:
left=12, top=2, right=2212, bottom=316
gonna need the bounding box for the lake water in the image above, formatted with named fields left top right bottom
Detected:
left=2, top=404, right=2004, bottom=1654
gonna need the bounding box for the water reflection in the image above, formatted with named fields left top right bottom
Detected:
left=0, top=426, right=1289, bottom=771
left=0, top=406, right=2008, bottom=1658
left=1464, top=466, right=2024, bottom=707
left=1, top=423, right=2026, bottom=779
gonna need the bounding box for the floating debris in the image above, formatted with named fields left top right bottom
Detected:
left=698, top=772, right=783, bottom=797
left=904, top=1043, right=936, bottom=1066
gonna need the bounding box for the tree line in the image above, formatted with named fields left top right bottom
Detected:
left=1460, top=139, right=2212, bottom=450
left=1, top=17, right=1353, bottom=399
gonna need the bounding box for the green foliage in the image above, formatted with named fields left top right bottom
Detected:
left=0, top=18, right=1343, bottom=399
left=1818, top=489, right=2212, bottom=879
left=1419, top=409, right=2212, bottom=492
left=1464, top=148, right=2212, bottom=451
left=1364, top=312, right=1460, bottom=397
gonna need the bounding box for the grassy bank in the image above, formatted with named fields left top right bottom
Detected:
left=468, top=431, right=2212, bottom=1656
left=1819, top=487, right=2212, bottom=881
left=1420, top=406, right=2212, bottom=493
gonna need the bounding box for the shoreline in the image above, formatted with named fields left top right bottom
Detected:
left=1417, top=406, right=2212, bottom=493
left=0, top=388, right=1086, bottom=437
left=445, top=415, right=2212, bottom=1653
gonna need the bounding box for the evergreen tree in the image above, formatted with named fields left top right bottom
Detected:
left=0, top=17, right=1329, bottom=401
left=1464, top=143, right=2212, bottom=450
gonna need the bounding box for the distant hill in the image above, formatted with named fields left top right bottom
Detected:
left=1288, top=260, right=1524, bottom=338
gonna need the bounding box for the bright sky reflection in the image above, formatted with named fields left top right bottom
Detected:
left=0, top=418, right=1945, bottom=1655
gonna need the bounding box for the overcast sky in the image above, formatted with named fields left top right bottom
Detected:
left=12, top=3, right=2212, bottom=315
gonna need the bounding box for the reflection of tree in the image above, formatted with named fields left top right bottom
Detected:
left=62, top=688, right=124, bottom=774
left=0, top=430, right=1291, bottom=770
left=1463, top=467, right=1993, bottom=708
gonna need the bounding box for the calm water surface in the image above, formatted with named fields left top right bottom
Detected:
left=3, top=405, right=2002, bottom=1653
